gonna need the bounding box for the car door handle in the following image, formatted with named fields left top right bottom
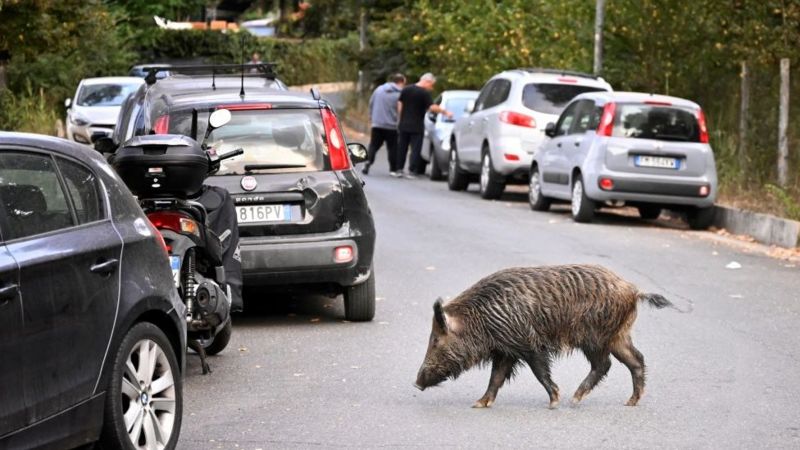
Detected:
left=90, top=258, right=119, bottom=275
left=573, top=140, right=582, bottom=147
left=0, top=283, right=18, bottom=306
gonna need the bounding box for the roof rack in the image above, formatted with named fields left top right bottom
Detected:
left=143, top=62, right=278, bottom=86
left=515, top=68, right=599, bottom=80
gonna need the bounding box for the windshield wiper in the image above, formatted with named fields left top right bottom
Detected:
left=244, top=163, right=307, bottom=171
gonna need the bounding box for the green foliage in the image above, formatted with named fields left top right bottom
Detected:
left=0, top=84, right=59, bottom=134
left=136, top=29, right=359, bottom=85
left=765, top=184, right=800, bottom=220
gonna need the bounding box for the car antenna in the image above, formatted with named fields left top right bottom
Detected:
left=239, top=33, right=246, bottom=99
left=212, top=67, right=216, bottom=91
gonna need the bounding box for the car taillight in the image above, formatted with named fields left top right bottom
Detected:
left=217, top=103, right=273, bottom=111
left=499, top=111, right=536, bottom=128
left=144, top=218, right=170, bottom=256
left=696, top=109, right=709, bottom=143
left=153, top=115, right=169, bottom=134
left=597, top=102, right=616, bottom=137
left=504, top=153, right=520, bottom=161
left=644, top=100, right=672, bottom=106
left=321, top=108, right=350, bottom=170
left=147, top=211, right=201, bottom=238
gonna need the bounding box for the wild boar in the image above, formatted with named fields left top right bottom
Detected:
left=414, top=264, right=674, bottom=408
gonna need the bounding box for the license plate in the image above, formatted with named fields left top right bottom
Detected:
left=236, top=204, right=291, bottom=224
left=170, top=255, right=181, bottom=287
left=635, top=155, right=679, bottom=169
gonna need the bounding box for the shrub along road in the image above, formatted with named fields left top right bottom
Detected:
left=179, top=156, right=800, bottom=449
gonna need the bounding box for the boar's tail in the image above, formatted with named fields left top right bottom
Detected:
left=638, top=293, right=673, bottom=309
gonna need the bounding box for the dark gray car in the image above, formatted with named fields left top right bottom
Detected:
left=0, top=132, right=186, bottom=449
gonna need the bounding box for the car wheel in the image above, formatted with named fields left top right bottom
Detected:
left=571, top=175, right=595, bottom=223
left=637, top=205, right=662, bottom=220
left=687, top=206, right=716, bottom=230
left=344, top=269, right=375, bottom=322
left=447, top=144, right=469, bottom=191
left=528, top=166, right=551, bottom=211
left=430, top=148, right=444, bottom=181
left=479, top=150, right=505, bottom=200
left=100, top=322, right=182, bottom=450
left=201, top=317, right=232, bottom=356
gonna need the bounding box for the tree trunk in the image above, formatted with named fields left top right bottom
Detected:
left=778, top=58, right=790, bottom=187
left=738, top=61, right=749, bottom=171
left=593, top=0, right=605, bottom=76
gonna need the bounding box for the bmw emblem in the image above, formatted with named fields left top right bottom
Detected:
left=241, top=176, right=257, bottom=191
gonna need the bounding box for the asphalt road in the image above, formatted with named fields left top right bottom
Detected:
left=179, top=155, right=800, bottom=449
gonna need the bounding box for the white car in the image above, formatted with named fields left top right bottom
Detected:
left=65, top=77, right=144, bottom=144
left=448, top=69, right=612, bottom=199
left=421, top=90, right=479, bottom=180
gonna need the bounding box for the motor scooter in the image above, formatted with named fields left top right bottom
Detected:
left=112, top=109, right=240, bottom=373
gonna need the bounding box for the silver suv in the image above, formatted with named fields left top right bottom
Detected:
left=529, top=91, right=718, bottom=229
left=448, top=69, right=612, bottom=199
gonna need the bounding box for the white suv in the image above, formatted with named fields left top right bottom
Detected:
left=448, top=69, right=612, bottom=199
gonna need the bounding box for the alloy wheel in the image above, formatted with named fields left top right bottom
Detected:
left=480, top=154, right=490, bottom=193
left=571, top=180, right=583, bottom=217
left=529, top=170, right=541, bottom=205
left=121, top=338, right=177, bottom=449
left=448, top=149, right=457, bottom=182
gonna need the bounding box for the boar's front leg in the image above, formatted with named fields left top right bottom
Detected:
left=473, top=356, right=516, bottom=408
left=524, top=352, right=560, bottom=409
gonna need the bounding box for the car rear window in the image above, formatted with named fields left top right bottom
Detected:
left=613, top=104, right=701, bottom=142
left=166, top=108, right=326, bottom=174
left=77, top=83, right=141, bottom=107
left=522, top=84, right=606, bottom=114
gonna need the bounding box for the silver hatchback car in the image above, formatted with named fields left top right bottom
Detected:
left=530, top=91, right=718, bottom=229
left=449, top=69, right=612, bottom=199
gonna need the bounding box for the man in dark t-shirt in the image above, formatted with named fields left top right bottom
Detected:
left=396, top=73, right=452, bottom=179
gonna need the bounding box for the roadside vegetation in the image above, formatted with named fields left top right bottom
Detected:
left=0, top=0, right=797, bottom=218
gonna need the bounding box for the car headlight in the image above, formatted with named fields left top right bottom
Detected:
left=70, top=114, right=90, bottom=126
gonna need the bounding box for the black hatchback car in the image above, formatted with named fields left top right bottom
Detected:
left=106, top=65, right=377, bottom=321
left=0, top=133, right=186, bottom=449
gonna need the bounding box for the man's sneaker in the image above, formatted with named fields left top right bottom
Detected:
left=389, top=171, right=401, bottom=178
left=402, top=171, right=416, bottom=180
left=361, top=163, right=371, bottom=175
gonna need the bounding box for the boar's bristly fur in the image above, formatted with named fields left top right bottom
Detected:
left=414, top=265, right=673, bottom=409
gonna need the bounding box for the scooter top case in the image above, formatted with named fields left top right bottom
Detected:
left=113, top=134, right=209, bottom=199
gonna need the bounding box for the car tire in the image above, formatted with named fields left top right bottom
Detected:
left=479, top=150, right=505, bottom=200
left=202, top=317, right=232, bottom=356
left=344, top=269, right=375, bottom=322
left=447, top=144, right=469, bottom=191
left=637, top=205, right=662, bottom=220
left=687, top=206, right=716, bottom=230
left=528, top=166, right=551, bottom=211
left=100, top=322, right=182, bottom=450
left=571, top=175, right=595, bottom=223
left=430, top=149, right=445, bottom=181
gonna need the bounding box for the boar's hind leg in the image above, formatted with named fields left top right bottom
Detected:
left=472, top=356, right=516, bottom=409
left=524, top=353, right=560, bottom=409
left=572, top=349, right=612, bottom=404
left=610, top=336, right=646, bottom=406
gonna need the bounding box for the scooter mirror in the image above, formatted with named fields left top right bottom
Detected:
left=209, top=108, right=232, bottom=129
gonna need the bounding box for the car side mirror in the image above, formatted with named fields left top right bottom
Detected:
left=465, top=99, right=476, bottom=113
left=64, top=98, right=72, bottom=109
left=93, top=136, right=117, bottom=154
left=544, top=122, right=557, bottom=138
left=347, top=142, right=368, bottom=164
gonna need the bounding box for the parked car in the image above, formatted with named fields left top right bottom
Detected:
left=104, top=66, right=377, bottom=321
left=421, top=90, right=479, bottom=180
left=449, top=68, right=612, bottom=199
left=529, top=91, right=718, bottom=229
left=65, top=76, right=144, bottom=145
left=0, top=132, right=185, bottom=449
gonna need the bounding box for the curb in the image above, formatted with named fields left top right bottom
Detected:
left=710, top=205, right=800, bottom=249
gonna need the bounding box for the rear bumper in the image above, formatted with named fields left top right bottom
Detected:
left=490, top=135, right=537, bottom=175
left=585, top=171, right=717, bottom=208
left=240, top=225, right=373, bottom=288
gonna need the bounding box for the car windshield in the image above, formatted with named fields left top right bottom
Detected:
left=76, top=83, right=141, bottom=107
left=444, top=97, right=475, bottom=121
left=166, top=108, right=326, bottom=174
left=523, top=83, right=606, bottom=114
left=613, top=104, right=701, bottom=142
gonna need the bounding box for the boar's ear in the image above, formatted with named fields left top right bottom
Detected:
left=433, top=297, right=448, bottom=334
